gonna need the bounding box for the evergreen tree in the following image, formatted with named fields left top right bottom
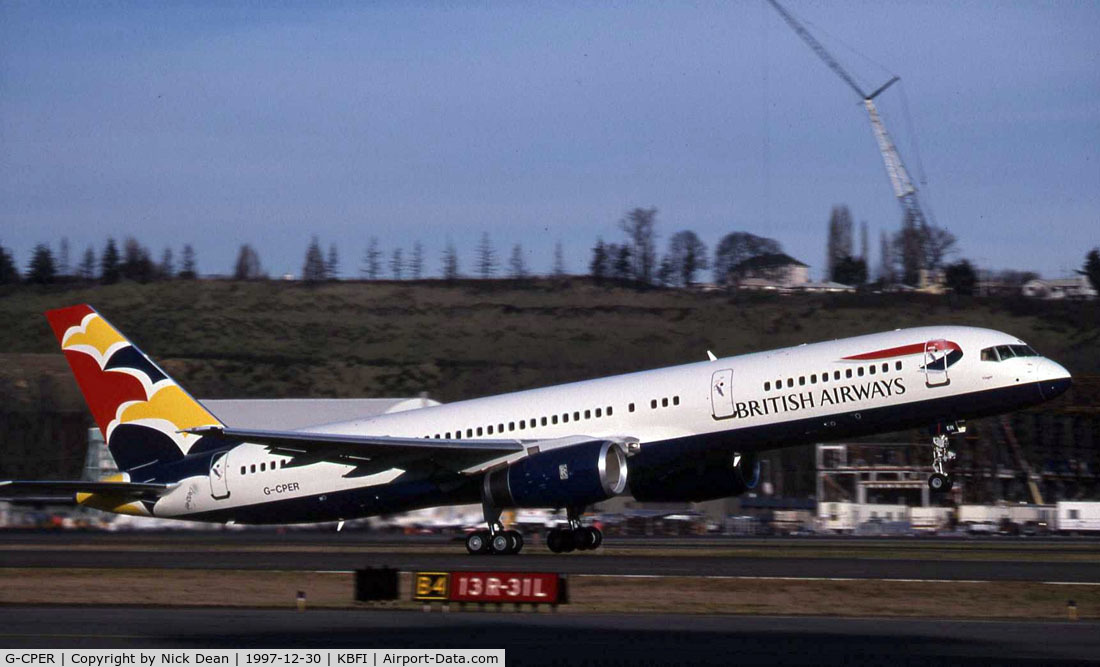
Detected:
left=390, top=247, right=404, bottom=280
left=27, top=243, right=56, bottom=284
left=78, top=246, right=97, bottom=282
left=101, top=238, right=121, bottom=284
left=476, top=232, right=496, bottom=279
left=410, top=241, right=424, bottom=280
left=826, top=205, right=854, bottom=282
left=326, top=243, right=339, bottom=280
left=362, top=238, right=381, bottom=280
left=590, top=238, right=608, bottom=284
left=179, top=244, right=197, bottom=279
left=0, top=243, right=19, bottom=284
left=833, top=256, right=867, bottom=286
left=159, top=247, right=174, bottom=279
left=1081, top=248, right=1100, bottom=293
left=302, top=237, right=326, bottom=283
left=441, top=241, right=460, bottom=281
left=58, top=237, right=71, bottom=278
left=120, top=237, right=154, bottom=282
left=945, top=260, right=977, bottom=296
left=509, top=244, right=527, bottom=280
left=612, top=244, right=632, bottom=281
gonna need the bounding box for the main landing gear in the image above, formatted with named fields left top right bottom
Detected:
left=466, top=502, right=524, bottom=555
left=928, top=421, right=964, bottom=493
left=546, top=507, right=603, bottom=554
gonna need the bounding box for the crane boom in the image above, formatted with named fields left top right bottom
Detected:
left=767, top=0, right=929, bottom=229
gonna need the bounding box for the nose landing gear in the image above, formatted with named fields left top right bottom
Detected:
left=928, top=421, right=963, bottom=493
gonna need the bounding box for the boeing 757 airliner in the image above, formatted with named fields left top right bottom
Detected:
left=0, top=304, right=1072, bottom=554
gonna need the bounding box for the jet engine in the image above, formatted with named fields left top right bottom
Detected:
left=484, top=440, right=628, bottom=509
left=628, top=450, right=760, bottom=503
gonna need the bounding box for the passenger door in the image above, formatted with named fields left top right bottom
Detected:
left=711, top=369, right=735, bottom=419
left=923, top=340, right=950, bottom=387
left=209, top=451, right=231, bottom=500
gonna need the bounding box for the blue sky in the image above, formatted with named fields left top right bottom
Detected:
left=2, top=1, right=1097, bottom=280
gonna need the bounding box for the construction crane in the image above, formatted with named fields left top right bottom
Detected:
left=767, top=0, right=929, bottom=232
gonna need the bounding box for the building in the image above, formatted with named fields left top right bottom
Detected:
left=730, top=253, right=810, bottom=290
left=1022, top=276, right=1097, bottom=300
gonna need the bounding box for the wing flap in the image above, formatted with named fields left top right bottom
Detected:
left=0, top=480, right=172, bottom=501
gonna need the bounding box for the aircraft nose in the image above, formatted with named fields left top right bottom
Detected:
left=1038, top=359, right=1072, bottom=400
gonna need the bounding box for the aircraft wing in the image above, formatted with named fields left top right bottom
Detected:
left=0, top=480, right=173, bottom=501
left=187, top=426, right=526, bottom=476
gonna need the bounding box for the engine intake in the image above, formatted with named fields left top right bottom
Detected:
left=485, top=440, right=628, bottom=509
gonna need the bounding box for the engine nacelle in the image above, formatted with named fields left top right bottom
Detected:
left=484, top=440, right=628, bottom=509
left=628, top=450, right=760, bottom=503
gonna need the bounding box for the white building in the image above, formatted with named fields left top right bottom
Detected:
left=1022, top=276, right=1097, bottom=300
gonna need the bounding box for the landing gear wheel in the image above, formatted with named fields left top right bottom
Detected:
left=928, top=473, right=951, bottom=493
left=490, top=531, right=513, bottom=555
left=573, top=527, right=599, bottom=551
left=466, top=530, right=491, bottom=555
left=547, top=528, right=576, bottom=553
left=589, top=527, right=603, bottom=550
left=508, top=530, right=524, bottom=554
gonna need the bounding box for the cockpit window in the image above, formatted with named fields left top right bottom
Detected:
left=1010, top=344, right=1038, bottom=357
left=981, top=347, right=999, bottom=362
left=983, top=344, right=1040, bottom=362
left=995, top=345, right=1016, bottom=359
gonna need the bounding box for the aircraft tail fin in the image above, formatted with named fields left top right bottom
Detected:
left=45, top=304, right=222, bottom=472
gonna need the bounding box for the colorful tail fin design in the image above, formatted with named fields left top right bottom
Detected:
left=45, top=304, right=222, bottom=471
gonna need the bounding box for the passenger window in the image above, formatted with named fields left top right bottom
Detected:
left=857, top=367, right=864, bottom=377
left=541, top=417, right=547, bottom=426
left=810, top=374, right=817, bottom=384
left=260, top=463, right=266, bottom=472
left=607, top=406, right=613, bottom=416
left=519, top=421, right=525, bottom=430
left=563, top=414, right=569, bottom=423
left=882, top=363, right=888, bottom=373
left=271, top=461, right=276, bottom=470
left=573, top=411, right=580, bottom=420
left=595, top=408, right=602, bottom=418
left=869, top=365, right=876, bottom=375
left=799, top=376, right=805, bottom=386
left=787, top=378, right=794, bottom=388
left=552, top=415, right=558, bottom=424
left=895, top=361, right=902, bottom=371
left=651, top=399, right=657, bottom=409
left=476, top=427, right=483, bottom=436
left=240, top=466, right=246, bottom=475
left=498, top=424, right=504, bottom=433
left=834, top=371, right=841, bottom=380
left=281, top=460, right=286, bottom=468
left=846, top=369, right=853, bottom=379
left=821, top=372, right=828, bottom=383
left=584, top=410, right=590, bottom=419
left=765, top=381, right=771, bottom=391
left=509, top=422, right=515, bottom=431
left=530, top=418, right=536, bottom=428
left=673, top=396, right=680, bottom=406
left=487, top=425, right=494, bottom=435
left=661, top=398, right=668, bottom=407
left=446, top=432, right=451, bottom=439
left=250, top=464, right=256, bottom=473
left=628, top=403, right=635, bottom=413
left=466, top=428, right=473, bottom=437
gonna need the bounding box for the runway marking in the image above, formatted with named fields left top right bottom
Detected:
left=592, top=574, right=1100, bottom=585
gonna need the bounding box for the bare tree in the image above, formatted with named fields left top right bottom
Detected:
left=860, top=221, right=869, bottom=264
left=878, top=230, right=894, bottom=283
left=620, top=208, right=658, bottom=284
left=362, top=238, right=381, bottom=280
left=410, top=241, right=424, bottom=280
left=476, top=232, right=496, bottom=279
left=665, top=230, right=709, bottom=287
left=922, top=225, right=957, bottom=271
left=508, top=244, right=527, bottom=279
left=826, top=205, right=854, bottom=282
left=390, top=247, right=404, bottom=280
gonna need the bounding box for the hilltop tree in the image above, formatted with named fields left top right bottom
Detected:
left=409, top=242, right=424, bottom=280
left=78, top=246, right=97, bottom=282
left=158, top=247, right=174, bottom=279
left=476, top=233, right=496, bottom=279
left=656, top=256, right=674, bottom=287
left=362, top=238, right=381, bottom=280
left=665, top=230, right=708, bottom=287
left=860, top=221, right=869, bottom=265
left=612, top=244, right=632, bottom=281
left=1080, top=248, right=1100, bottom=293
left=26, top=243, right=56, bottom=284
left=441, top=241, right=460, bottom=281
left=302, top=237, right=326, bottom=283
left=826, top=205, right=854, bottom=282
left=945, top=259, right=977, bottom=296
left=120, top=237, right=155, bottom=283
left=234, top=244, right=264, bottom=280
left=0, top=243, right=19, bottom=284
left=552, top=241, right=566, bottom=279
left=390, top=247, right=404, bottom=280
left=713, top=232, right=782, bottom=284
left=326, top=243, right=339, bottom=280
left=509, top=244, right=528, bottom=280
left=58, top=237, right=71, bottom=278
left=620, top=208, right=658, bottom=284
left=179, top=244, right=197, bottom=280
left=833, top=255, right=867, bottom=286
left=101, top=238, right=121, bottom=284
left=877, top=231, right=894, bottom=283
left=923, top=225, right=957, bottom=271
left=589, top=238, right=609, bottom=284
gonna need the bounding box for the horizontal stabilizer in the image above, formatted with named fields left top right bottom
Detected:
left=0, top=480, right=172, bottom=500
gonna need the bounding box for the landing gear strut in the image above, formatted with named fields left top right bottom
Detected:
left=928, top=421, right=963, bottom=493
left=547, top=506, right=603, bottom=554
left=466, top=501, right=523, bottom=555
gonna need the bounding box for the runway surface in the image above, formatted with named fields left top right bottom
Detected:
left=3, top=533, right=1100, bottom=582
left=1, top=606, right=1097, bottom=665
